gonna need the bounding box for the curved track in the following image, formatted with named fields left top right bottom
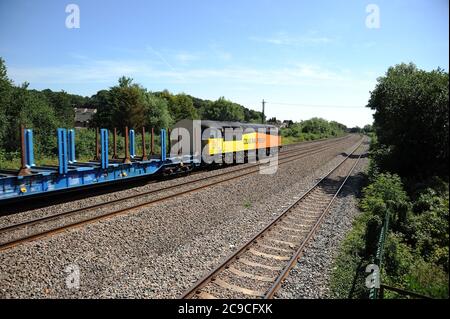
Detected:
left=180, top=138, right=366, bottom=299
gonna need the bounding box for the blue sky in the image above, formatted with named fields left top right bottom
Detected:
left=0, top=0, right=448, bottom=127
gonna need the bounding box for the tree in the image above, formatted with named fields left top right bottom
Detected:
left=201, top=97, right=245, bottom=122
left=3, top=83, right=59, bottom=155
left=0, top=57, right=12, bottom=149
left=349, top=126, right=362, bottom=133
left=363, top=124, right=373, bottom=134
left=283, top=120, right=294, bottom=128
left=0, top=58, right=61, bottom=156
left=39, top=89, right=78, bottom=127
left=243, top=108, right=263, bottom=123
left=367, top=63, right=449, bottom=178
left=90, top=89, right=112, bottom=128
left=92, top=77, right=147, bottom=131
left=111, top=77, right=147, bottom=130
left=301, top=118, right=331, bottom=135
left=169, top=93, right=198, bottom=122
left=144, top=93, right=172, bottom=130
left=267, top=117, right=281, bottom=125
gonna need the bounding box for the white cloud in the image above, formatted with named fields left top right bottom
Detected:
left=174, top=52, right=200, bottom=64
left=7, top=56, right=376, bottom=126
left=145, top=45, right=176, bottom=71
left=209, top=43, right=233, bottom=62
left=8, top=57, right=373, bottom=89
left=250, top=32, right=334, bottom=46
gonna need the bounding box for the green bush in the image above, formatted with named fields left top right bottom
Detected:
left=329, top=211, right=372, bottom=299
left=280, top=118, right=347, bottom=145
left=405, top=259, right=449, bottom=299
left=368, top=63, right=449, bottom=178
left=410, top=188, right=449, bottom=271
left=331, top=171, right=449, bottom=299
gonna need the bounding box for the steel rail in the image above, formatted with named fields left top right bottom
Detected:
left=180, top=138, right=365, bottom=299
left=264, top=149, right=363, bottom=298
left=0, top=137, right=354, bottom=251
left=0, top=137, right=349, bottom=234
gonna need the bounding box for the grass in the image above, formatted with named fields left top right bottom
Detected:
left=243, top=199, right=252, bottom=209
left=0, top=128, right=163, bottom=170
left=281, top=132, right=347, bottom=146
left=1, top=130, right=343, bottom=170
left=329, top=211, right=372, bottom=299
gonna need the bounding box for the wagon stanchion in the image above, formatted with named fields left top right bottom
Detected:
left=123, top=126, right=131, bottom=164
left=167, top=128, right=171, bottom=157
left=93, top=127, right=100, bottom=161
left=141, top=127, right=147, bottom=161
left=18, top=125, right=31, bottom=176
left=151, top=127, right=154, bottom=156
left=112, top=128, right=118, bottom=159
left=177, top=129, right=182, bottom=156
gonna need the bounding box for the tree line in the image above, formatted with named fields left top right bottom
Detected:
left=89, top=76, right=263, bottom=133
left=331, top=63, right=449, bottom=299
left=0, top=56, right=352, bottom=166
left=0, top=58, right=263, bottom=161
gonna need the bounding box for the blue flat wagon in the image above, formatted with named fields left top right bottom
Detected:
left=0, top=126, right=200, bottom=203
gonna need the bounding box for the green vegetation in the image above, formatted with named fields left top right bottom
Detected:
left=330, top=63, right=449, bottom=299
left=200, top=96, right=245, bottom=122
left=280, top=118, right=348, bottom=144
left=243, top=199, right=252, bottom=209
left=0, top=57, right=263, bottom=167
left=0, top=58, right=87, bottom=161
left=368, top=63, right=449, bottom=179
left=0, top=57, right=347, bottom=168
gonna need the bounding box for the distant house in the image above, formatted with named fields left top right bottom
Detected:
left=282, top=120, right=293, bottom=128
left=266, top=117, right=287, bottom=128
left=74, top=108, right=97, bottom=128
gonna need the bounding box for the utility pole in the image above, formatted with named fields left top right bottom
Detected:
left=262, top=99, right=266, bottom=124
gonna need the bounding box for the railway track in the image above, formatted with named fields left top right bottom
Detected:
left=0, top=135, right=357, bottom=252
left=180, top=139, right=366, bottom=299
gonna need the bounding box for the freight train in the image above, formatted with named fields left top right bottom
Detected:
left=0, top=120, right=281, bottom=203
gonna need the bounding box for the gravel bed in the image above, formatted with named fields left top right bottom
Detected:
left=0, top=137, right=351, bottom=244
left=0, top=135, right=349, bottom=229
left=275, top=142, right=369, bottom=298
left=0, top=135, right=362, bottom=298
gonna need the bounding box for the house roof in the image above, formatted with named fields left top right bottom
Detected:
left=74, top=108, right=97, bottom=123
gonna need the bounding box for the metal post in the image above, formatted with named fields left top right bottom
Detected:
left=167, top=128, right=171, bottom=156
left=25, top=129, right=35, bottom=167
left=262, top=99, right=266, bottom=124
left=123, top=126, right=131, bottom=164
left=141, top=127, right=147, bottom=160
left=112, top=128, right=118, bottom=159
left=161, top=129, right=166, bottom=161
left=129, top=129, right=135, bottom=158
left=370, top=209, right=391, bottom=299
left=100, top=129, right=109, bottom=169
left=18, top=125, right=31, bottom=176
left=57, top=128, right=68, bottom=174
left=177, top=129, right=182, bottom=155
left=193, top=126, right=199, bottom=163
left=151, top=127, right=154, bottom=156
left=94, top=127, right=100, bottom=161
left=68, top=129, right=76, bottom=163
